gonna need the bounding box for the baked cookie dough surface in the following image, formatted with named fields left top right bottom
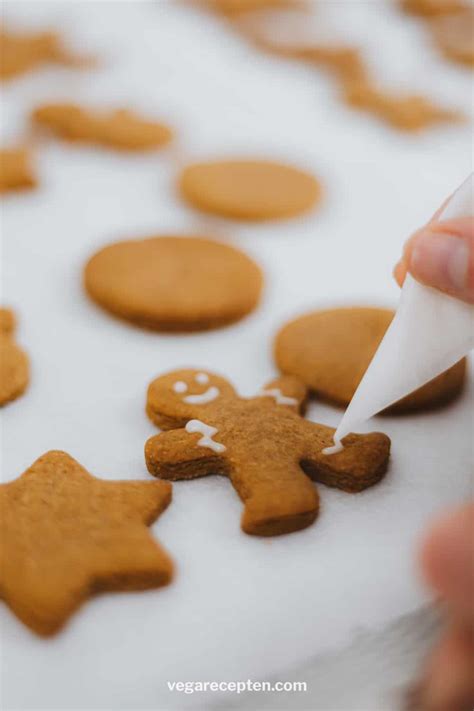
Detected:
left=0, top=27, right=83, bottom=81
left=179, top=159, right=321, bottom=220
left=0, top=308, right=29, bottom=406
left=0, top=148, right=36, bottom=193
left=274, top=307, right=466, bottom=413
left=430, top=7, right=474, bottom=66
left=32, top=103, right=173, bottom=151
left=145, top=369, right=390, bottom=536
left=400, top=0, right=466, bottom=16
left=0, top=451, right=173, bottom=636
left=84, top=235, right=263, bottom=331
left=205, top=0, right=303, bottom=15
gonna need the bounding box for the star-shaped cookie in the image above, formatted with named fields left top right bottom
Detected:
left=0, top=451, right=173, bottom=636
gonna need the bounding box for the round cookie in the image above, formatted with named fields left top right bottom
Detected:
left=0, top=308, right=29, bottom=406
left=430, top=8, right=474, bottom=67
left=178, top=159, right=321, bottom=220
left=400, top=0, right=465, bottom=16
left=274, top=307, right=466, bottom=413
left=84, top=236, right=263, bottom=331
left=207, top=0, right=301, bottom=15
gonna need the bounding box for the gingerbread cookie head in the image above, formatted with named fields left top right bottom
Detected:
left=0, top=148, right=36, bottom=193
left=0, top=307, right=29, bottom=406
left=0, top=307, right=15, bottom=335
left=145, top=369, right=390, bottom=537
left=147, top=369, right=237, bottom=429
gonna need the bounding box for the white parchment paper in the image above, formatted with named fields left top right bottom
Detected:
left=0, top=2, right=473, bottom=709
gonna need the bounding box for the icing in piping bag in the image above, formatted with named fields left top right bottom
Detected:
left=324, top=173, right=474, bottom=455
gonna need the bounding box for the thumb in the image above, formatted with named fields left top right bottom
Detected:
left=394, top=217, right=474, bottom=304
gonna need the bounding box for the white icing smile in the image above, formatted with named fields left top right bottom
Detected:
left=184, top=386, right=220, bottom=404
left=173, top=373, right=220, bottom=404
left=185, top=419, right=226, bottom=454
left=258, top=388, right=298, bottom=406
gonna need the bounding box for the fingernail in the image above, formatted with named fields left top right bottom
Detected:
left=410, top=231, right=469, bottom=294
left=393, top=259, right=407, bottom=286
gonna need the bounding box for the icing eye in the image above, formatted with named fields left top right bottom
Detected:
left=173, top=381, right=188, bottom=394
left=195, top=372, right=209, bottom=385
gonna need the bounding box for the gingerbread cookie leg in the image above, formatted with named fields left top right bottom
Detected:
left=231, top=459, right=319, bottom=536
left=145, top=427, right=319, bottom=536
left=0, top=307, right=29, bottom=406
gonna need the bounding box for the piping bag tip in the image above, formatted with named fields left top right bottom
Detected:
left=324, top=173, right=474, bottom=454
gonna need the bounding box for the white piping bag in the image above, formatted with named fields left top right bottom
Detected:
left=325, top=174, right=474, bottom=454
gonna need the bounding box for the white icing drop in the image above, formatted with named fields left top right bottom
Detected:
left=195, top=372, right=210, bottom=385
left=184, top=386, right=220, bottom=404
left=258, top=388, right=298, bottom=406
left=322, top=441, right=344, bottom=456
left=185, top=419, right=226, bottom=454
left=173, top=381, right=188, bottom=394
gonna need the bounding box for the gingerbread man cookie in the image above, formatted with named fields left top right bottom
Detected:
left=342, top=84, right=462, bottom=131
left=0, top=451, right=173, bottom=636
left=145, top=369, right=390, bottom=537
left=0, top=27, right=88, bottom=81
left=0, top=148, right=36, bottom=193
left=0, top=308, right=29, bottom=406
left=233, top=18, right=462, bottom=131
left=32, top=103, right=173, bottom=151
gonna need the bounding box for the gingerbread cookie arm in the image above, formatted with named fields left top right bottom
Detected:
left=231, top=458, right=319, bottom=536
left=145, top=428, right=230, bottom=481
left=259, top=374, right=308, bottom=413
left=301, top=424, right=391, bottom=493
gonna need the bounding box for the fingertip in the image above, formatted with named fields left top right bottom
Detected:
left=420, top=504, right=474, bottom=619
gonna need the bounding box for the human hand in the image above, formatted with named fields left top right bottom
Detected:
left=407, top=504, right=474, bottom=710
left=394, top=216, right=474, bottom=304
left=397, top=197, right=474, bottom=710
